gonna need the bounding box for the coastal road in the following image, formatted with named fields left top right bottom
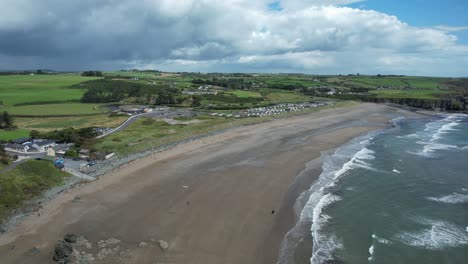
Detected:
left=96, top=110, right=194, bottom=138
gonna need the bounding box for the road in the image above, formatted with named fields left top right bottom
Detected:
left=96, top=109, right=194, bottom=138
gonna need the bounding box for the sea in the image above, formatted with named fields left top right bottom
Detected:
left=279, top=113, right=468, bottom=264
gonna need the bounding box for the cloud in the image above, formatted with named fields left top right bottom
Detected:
left=0, top=0, right=466, bottom=76
left=435, top=25, right=468, bottom=32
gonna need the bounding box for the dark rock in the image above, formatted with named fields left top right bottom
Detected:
left=25, top=247, right=40, bottom=256
left=0, top=227, right=5, bottom=234
left=53, top=240, right=73, bottom=263
left=64, top=233, right=78, bottom=243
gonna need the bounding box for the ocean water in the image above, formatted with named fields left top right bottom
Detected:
left=286, top=114, right=468, bottom=264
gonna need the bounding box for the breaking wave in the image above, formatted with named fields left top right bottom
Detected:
left=426, top=193, right=468, bottom=204
left=396, top=218, right=468, bottom=250
left=405, top=114, right=467, bottom=156
left=293, top=132, right=380, bottom=264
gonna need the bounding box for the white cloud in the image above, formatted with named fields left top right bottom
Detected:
left=435, top=25, right=468, bottom=32
left=0, top=0, right=466, bottom=76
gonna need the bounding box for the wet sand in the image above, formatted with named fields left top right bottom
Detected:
left=0, top=103, right=414, bottom=264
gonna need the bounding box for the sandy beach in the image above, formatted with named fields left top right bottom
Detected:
left=0, top=103, right=417, bottom=264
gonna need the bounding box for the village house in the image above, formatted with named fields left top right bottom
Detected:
left=11, top=137, right=32, bottom=145
left=4, top=138, right=56, bottom=153
left=4, top=143, right=29, bottom=152
left=182, top=90, right=218, bottom=95
left=30, top=139, right=56, bottom=152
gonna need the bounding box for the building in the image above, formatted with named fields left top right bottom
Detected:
left=30, top=140, right=56, bottom=152
left=4, top=143, right=28, bottom=152
left=11, top=137, right=32, bottom=145
left=4, top=138, right=56, bottom=153
left=182, top=91, right=218, bottom=95
left=46, top=148, right=56, bottom=157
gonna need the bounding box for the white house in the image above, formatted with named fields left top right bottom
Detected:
left=31, top=140, right=56, bottom=152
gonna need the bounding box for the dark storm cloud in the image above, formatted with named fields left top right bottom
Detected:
left=0, top=0, right=466, bottom=76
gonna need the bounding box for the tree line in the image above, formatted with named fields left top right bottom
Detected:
left=79, top=79, right=180, bottom=105
left=81, top=71, right=103, bottom=77
left=30, top=127, right=97, bottom=147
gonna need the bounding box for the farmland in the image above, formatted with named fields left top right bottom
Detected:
left=4, top=103, right=107, bottom=116
left=0, top=74, right=97, bottom=106
left=0, top=72, right=466, bottom=142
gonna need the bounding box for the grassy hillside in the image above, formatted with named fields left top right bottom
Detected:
left=0, top=160, right=70, bottom=221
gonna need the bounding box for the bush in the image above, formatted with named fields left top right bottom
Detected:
left=64, top=150, right=79, bottom=158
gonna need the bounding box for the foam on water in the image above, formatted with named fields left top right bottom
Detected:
left=396, top=219, right=468, bottom=250
left=310, top=194, right=343, bottom=264
left=426, top=193, right=468, bottom=204
left=367, top=244, right=374, bottom=262
left=334, top=147, right=376, bottom=179
left=372, top=234, right=392, bottom=245
left=392, top=169, right=401, bottom=174
left=404, top=114, right=466, bottom=156
left=301, top=133, right=379, bottom=264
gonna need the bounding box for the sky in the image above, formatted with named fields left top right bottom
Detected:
left=0, top=0, right=467, bottom=76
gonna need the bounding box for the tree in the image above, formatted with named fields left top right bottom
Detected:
left=192, top=96, right=202, bottom=107
left=0, top=145, right=9, bottom=165
left=30, top=130, right=41, bottom=138
left=0, top=111, right=13, bottom=129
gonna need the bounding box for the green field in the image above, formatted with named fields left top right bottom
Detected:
left=0, top=160, right=70, bottom=221
left=227, top=90, right=262, bottom=98
left=4, top=103, right=108, bottom=116
left=369, top=89, right=446, bottom=99
left=15, top=115, right=127, bottom=131
left=327, top=76, right=445, bottom=90
left=0, top=74, right=98, bottom=106
left=0, top=129, right=30, bottom=141
left=265, top=91, right=311, bottom=103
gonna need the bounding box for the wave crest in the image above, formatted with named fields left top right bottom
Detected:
left=426, top=193, right=468, bottom=204
left=396, top=219, right=468, bottom=250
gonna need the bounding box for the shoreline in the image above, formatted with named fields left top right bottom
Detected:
left=277, top=126, right=394, bottom=264
left=0, top=103, right=343, bottom=233
left=0, top=103, right=427, bottom=264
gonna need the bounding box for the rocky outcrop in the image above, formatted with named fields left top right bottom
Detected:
left=53, top=239, right=74, bottom=263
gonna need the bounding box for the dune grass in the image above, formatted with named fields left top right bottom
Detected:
left=0, top=160, right=70, bottom=222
